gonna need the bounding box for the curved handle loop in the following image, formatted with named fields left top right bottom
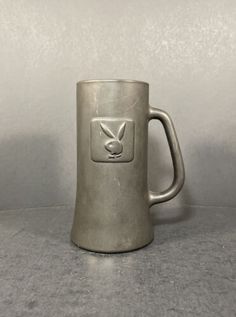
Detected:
left=148, top=106, right=185, bottom=206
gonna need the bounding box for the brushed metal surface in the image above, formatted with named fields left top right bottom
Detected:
left=71, top=80, right=185, bottom=252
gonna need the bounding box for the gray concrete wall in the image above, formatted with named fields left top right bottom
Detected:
left=0, top=0, right=235, bottom=210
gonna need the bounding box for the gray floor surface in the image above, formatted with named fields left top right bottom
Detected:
left=0, top=205, right=235, bottom=317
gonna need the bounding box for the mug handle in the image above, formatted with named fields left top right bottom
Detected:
left=148, top=106, right=185, bottom=206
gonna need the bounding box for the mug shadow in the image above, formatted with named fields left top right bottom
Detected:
left=0, top=134, right=66, bottom=210
left=0, top=134, right=74, bottom=243
left=148, top=128, right=236, bottom=243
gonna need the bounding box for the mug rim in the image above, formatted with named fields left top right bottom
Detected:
left=77, top=79, right=149, bottom=85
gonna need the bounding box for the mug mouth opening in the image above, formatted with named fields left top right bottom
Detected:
left=77, top=79, right=149, bottom=85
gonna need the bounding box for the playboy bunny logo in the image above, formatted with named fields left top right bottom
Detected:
left=100, top=122, right=126, bottom=159
left=90, top=118, right=134, bottom=163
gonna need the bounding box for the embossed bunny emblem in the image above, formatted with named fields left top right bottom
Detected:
left=100, top=122, right=126, bottom=159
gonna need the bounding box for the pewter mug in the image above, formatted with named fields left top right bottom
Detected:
left=71, top=79, right=185, bottom=253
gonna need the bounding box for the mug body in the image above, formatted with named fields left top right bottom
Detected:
left=71, top=79, right=153, bottom=252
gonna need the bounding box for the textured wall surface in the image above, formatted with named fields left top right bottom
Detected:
left=0, top=0, right=235, bottom=210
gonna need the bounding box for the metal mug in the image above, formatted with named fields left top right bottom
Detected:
left=71, top=79, right=185, bottom=253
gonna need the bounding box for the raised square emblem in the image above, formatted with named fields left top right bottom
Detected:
left=90, top=118, right=134, bottom=162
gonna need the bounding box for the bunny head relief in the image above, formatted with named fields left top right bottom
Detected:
left=100, top=122, right=126, bottom=159
left=90, top=118, right=135, bottom=163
